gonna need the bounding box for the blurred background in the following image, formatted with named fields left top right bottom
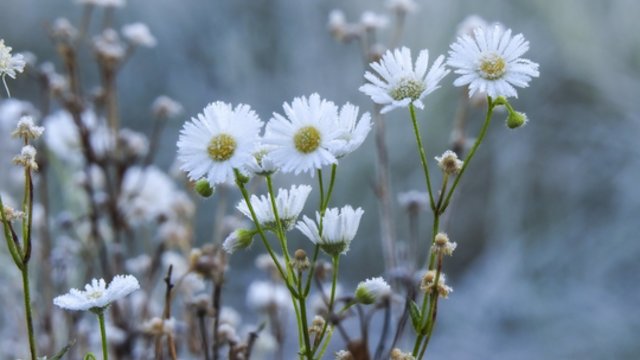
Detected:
left=1, top=0, right=639, bottom=359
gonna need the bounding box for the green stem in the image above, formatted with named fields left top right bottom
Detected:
left=317, top=169, right=325, bottom=212
left=311, top=255, right=340, bottom=356
left=97, top=311, right=108, bottom=360
left=0, top=196, right=23, bottom=267
left=265, top=175, right=296, bottom=284
left=409, top=104, right=436, bottom=210
left=321, top=164, right=338, bottom=213
left=440, top=96, right=495, bottom=213
left=234, top=170, right=292, bottom=293
left=21, top=264, right=37, bottom=360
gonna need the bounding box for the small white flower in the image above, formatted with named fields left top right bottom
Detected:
left=354, top=277, right=391, bottom=304
left=12, top=115, right=44, bottom=140
left=335, top=350, right=354, bottom=360
left=13, top=145, right=38, bottom=170
left=431, top=232, right=457, bottom=256
left=447, top=25, right=540, bottom=99
left=177, top=102, right=262, bottom=185
left=1, top=204, right=24, bottom=222
left=456, top=15, right=488, bottom=38
left=360, top=11, right=388, bottom=31
left=359, top=47, right=449, bottom=114
left=0, top=39, right=26, bottom=96
left=386, top=0, right=418, bottom=14
left=330, top=103, right=372, bottom=158
left=44, top=109, right=111, bottom=164
left=222, top=228, right=255, bottom=254
left=119, top=166, right=177, bottom=224
left=122, top=23, right=157, bottom=48
left=151, top=95, right=183, bottom=118
left=236, top=184, right=312, bottom=230
left=434, top=150, right=463, bottom=175
left=51, top=18, right=79, bottom=42
left=76, top=0, right=125, bottom=7
left=246, top=280, right=290, bottom=312
left=53, top=274, right=140, bottom=311
left=263, top=94, right=342, bottom=175
left=296, top=205, right=364, bottom=257
left=0, top=39, right=25, bottom=80
left=93, top=29, right=126, bottom=64
left=245, top=145, right=279, bottom=176
left=397, top=190, right=429, bottom=212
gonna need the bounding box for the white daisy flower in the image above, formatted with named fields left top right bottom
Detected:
left=236, top=184, right=312, bottom=230
left=263, top=94, right=342, bottom=175
left=177, top=102, right=262, bottom=185
left=354, top=277, right=392, bottom=304
left=359, top=47, right=449, bottom=114
left=447, top=25, right=540, bottom=99
left=296, top=205, right=364, bottom=257
left=330, top=103, right=372, bottom=158
left=53, top=274, right=140, bottom=312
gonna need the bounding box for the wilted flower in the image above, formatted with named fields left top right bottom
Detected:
left=12, top=115, right=44, bottom=140
left=435, top=150, right=463, bottom=175
left=151, top=95, right=183, bottom=119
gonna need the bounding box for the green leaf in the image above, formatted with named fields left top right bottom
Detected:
left=409, top=300, right=422, bottom=333
left=46, top=339, right=75, bottom=360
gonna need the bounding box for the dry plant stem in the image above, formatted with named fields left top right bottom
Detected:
left=198, top=310, right=211, bottom=360
left=212, top=283, right=222, bottom=360
left=371, top=105, right=397, bottom=271
left=161, top=266, right=178, bottom=360
left=374, top=299, right=392, bottom=360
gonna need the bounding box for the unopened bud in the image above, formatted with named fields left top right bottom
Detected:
left=506, top=111, right=528, bottom=129
left=195, top=178, right=214, bottom=198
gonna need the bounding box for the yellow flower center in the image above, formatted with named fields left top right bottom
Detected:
left=207, top=134, right=237, bottom=162
left=294, top=126, right=321, bottom=154
left=479, top=53, right=506, bottom=80
left=389, top=78, right=425, bottom=101
left=87, top=290, right=104, bottom=300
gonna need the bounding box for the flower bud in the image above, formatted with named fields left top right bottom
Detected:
left=222, top=229, right=255, bottom=254
left=506, top=111, right=528, bottom=129
left=195, top=178, right=214, bottom=198
left=354, top=277, right=391, bottom=304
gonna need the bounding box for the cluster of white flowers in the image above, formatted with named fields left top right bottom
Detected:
left=177, top=94, right=372, bottom=184
left=235, top=184, right=312, bottom=231
left=359, top=24, right=539, bottom=110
